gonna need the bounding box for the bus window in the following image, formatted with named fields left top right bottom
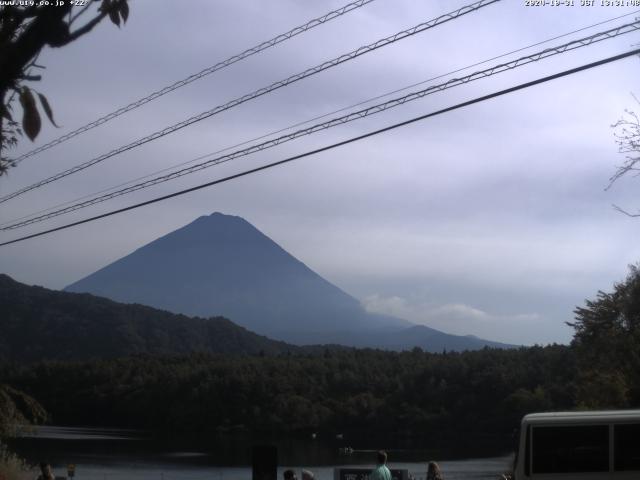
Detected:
left=614, top=424, right=640, bottom=471
left=532, top=425, right=609, bottom=473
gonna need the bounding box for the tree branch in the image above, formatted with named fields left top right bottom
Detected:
left=57, top=0, right=128, bottom=46
left=0, top=5, right=72, bottom=92
left=612, top=204, right=640, bottom=217
left=64, top=10, right=109, bottom=44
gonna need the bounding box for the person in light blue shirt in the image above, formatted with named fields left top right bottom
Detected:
left=370, top=451, right=392, bottom=480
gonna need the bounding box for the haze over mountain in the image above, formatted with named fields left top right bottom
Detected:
left=65, top=213, right=514, bottom=350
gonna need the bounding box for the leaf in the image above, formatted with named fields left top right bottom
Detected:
left=119, top=1, right=129, bottom=23
left=100, top=0, right=120, bottom=26
left=109, top=9, right=121, bottom=26
left=37, top=93, right=59, bottom=127
left=19, top=87, right=41, bottom=142
left=0, top=104, right=12, bottom=122
left=108, top=5, right=121, bottom=27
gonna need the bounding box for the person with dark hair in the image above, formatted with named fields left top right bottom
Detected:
left=283, top=469, right=297, bottom=480
left=36, top=462, right=54, bottom=480
left=371, top=451, right=391, bottom=480
left=426, top=461, right=443, bottom=480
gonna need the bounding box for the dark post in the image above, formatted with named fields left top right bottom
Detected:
left=252, top=445, right=278, bottom=480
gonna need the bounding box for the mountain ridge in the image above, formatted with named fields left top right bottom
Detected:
left=0, top=273, right=301, bottom=362
left=64, top=212, right=515, bottom=351
left=65, top=213, right=412, bottom=340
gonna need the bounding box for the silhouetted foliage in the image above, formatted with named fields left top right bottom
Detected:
left=569, top=264, right=640, bottom=408
left=610, top=99, right=640, bottom=216
left=0, top=382, right=46, bottom=479
left=0, top=384, right=46, bottom=439
left=0, top=345, right=576, bottom=440
left=0, top=0, right=129, bottom=174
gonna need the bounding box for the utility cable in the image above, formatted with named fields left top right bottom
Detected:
left=0, top=0, right=500, bottom=205
left=3, top=9, right=636, bottom=229
left=2, top=19, right=638, bottom=231
left=1, top=47, right=638, bottom=247
left=8, top=0, right=378, bottom=165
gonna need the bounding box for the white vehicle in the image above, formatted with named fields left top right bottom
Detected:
left=513, top=410, right=640, bottom=480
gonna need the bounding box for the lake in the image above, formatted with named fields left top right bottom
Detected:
left=7, top=427, right=514, bottom=480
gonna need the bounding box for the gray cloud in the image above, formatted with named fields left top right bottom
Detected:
left=1, top=0, right=639, bottom=345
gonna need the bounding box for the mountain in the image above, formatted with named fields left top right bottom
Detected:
left=352, top=325, right=514, bottom=351
left=65, top=212, right=514, bottom=351
left=65, top=213, right=409, bottom=341
left=0, top=274, right=296, bottom=362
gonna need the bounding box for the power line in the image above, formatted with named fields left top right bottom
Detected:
left=4, top=9, right=636, bottom=229
left=1, top=47, right=638, bottom=248
left=8, top=0, right=378, bottom=165
left=3, top=19, right=638, bottom=231
left=0, top=0, right=500, bottom=205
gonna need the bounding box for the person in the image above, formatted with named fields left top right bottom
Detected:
left=370, top=451, right=391, bottom=480
left=426, top=461, right=443, bottom=480
left=283, top=469, right=297, bottom=480
left=301, top=469, right=314, bottom=480
left=36, top=462, right=54, bottom=480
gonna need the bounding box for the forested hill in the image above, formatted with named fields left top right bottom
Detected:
left=1, top=346, right=577, bottom=440
left=0, top=274, right=297, bottom=361
left=2, top=266, right=638, bottom=440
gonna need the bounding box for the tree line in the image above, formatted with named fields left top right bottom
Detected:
left=0, top=345, right=583, bottom=442
left=0, top=265, right=638, bottom=445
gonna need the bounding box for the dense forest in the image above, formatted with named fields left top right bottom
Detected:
left=0, top=346, right=574, bottom=442
left=0, top=266, right=638, bottom=447
left=0, top=274, right=299, bottom=361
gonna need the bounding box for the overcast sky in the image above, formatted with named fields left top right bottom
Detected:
left=1, top=0, right=639, bottom=345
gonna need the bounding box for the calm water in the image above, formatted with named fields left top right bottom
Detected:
left=7, top=427, right=514, bottom=480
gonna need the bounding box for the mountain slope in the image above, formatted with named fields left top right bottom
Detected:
left=0, top=274, right=296, bottom=361
left=65, top=213, right=410, bottom=342
left=64, top=213, right=515, bottom=351
left=354, top=325, right=515, bottom=351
